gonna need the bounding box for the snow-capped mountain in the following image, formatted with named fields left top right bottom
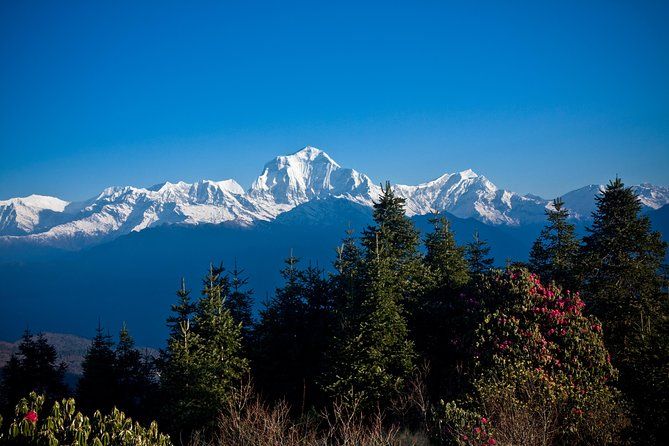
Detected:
left=0, top=195, right=71, bottom=236
left=1, top=146, right=667, bottom=250
left=248, top=146, right=379, bottom=214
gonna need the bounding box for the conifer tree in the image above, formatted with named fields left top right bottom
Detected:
left=77, top=323, right=117, bottom=414
left=192, top=263, right=248, bottom=416
left=465, top=230, right=494, bottom=275
left=424, top=214, right=470, bottom=290
left=529, top=197, right=580, bottom=288
left=225, top=260, right=254, bottom=344
left=325, top=252, right=415, bottom=411
left=361, top=182, right=426, bottom=301
left=166, top=277, right=196, bottom=338
left=0, top=330, right=67, bottom=416
left=413, top=214, right=471, bottom=399
left=253, top=255, right=333, bottom=409
left=332, top=229, right=364, bottom=314
left=114, top=323, right=155, bottom=421
left=160, top=266, right=248, bottom=435
left=581, top=178, right=668, bottom=443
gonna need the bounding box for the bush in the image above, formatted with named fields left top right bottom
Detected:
left=0, top=392, right=171, bottom=446
left=433, top=270, right=628, bottom=445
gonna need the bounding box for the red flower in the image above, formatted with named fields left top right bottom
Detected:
left=481, top=417, right=488, bottom=424
left=488, top=438, right=497, bottom=445
left=24, top=410, right=38, bottom=423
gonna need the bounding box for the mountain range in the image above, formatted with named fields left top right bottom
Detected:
left=1, top=146, right=667, bottom=347
left=2, top=146, right=667, bottom=251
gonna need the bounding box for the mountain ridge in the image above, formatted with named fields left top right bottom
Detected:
left=1, top=146, right=667, bottom=250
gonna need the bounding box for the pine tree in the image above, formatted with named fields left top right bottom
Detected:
left=529, top=197, right=580, bottom=288
left=424, top=214, right=470, bottom=290
left=361, top=181, right=426, bottom=301
left=325, top=252, right=415, bottom=411
left=166, top=277, right=196, bottom=338
left=0, top=330, right=67, bottom=416
left=581, top=178, right=668, bottom=443
left=225, top=260, right=254, bottom=344
left=253, top=255, right=333, bottom=409
left=413, top=214, right=471, bottom=400
left=114, top=323, right=155, bottom=421
left=332, top=228, right=364, bottom=314
left=465, top=230, right=494, bottom=275
left=192, top=263, right=248, bottom=418
left=160, top=266, right=248, bottom=435
left=362, top=182, right=421, bottom=262
left=77, top=323, right=117, bottom=414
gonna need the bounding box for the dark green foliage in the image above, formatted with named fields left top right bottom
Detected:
left=159, top=265, right=248, bottom=436
left=529, top=197, right=581, bottom=289
left=465, top=230, right=494, bottom=275
left=581, top=178, right=668, bottom=444
left=114, top=324, right=156, bottom=423
left=76, top=324, right=117, bottom=414
left=412, top=214, right=471, bottom=400
left=361, top=182, right=426, bottom=302
left=324, top=254, right=415, bottom=411
left=325, top=184, right=417, bottom=410
left=423, top=214, right=470, bottom=291
left=225, top=260, right=254, bottom=344
left=0, top=331, right=67, bottom=418
left=166, top=278, right=196, bottom=338
left=253, top=255, right=334, bottom=410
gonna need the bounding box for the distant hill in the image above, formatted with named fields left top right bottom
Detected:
left=0, top=332, right=157, bottom=378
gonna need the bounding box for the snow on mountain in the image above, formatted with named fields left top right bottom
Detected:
left=0, top=195, right=70, bottom=236
left=1, top=146, right=667, bottom=250
left=248, top=146, right=379, bottom=216
left=559, top=183, right=669, bottom=220
left=2, top=179, right=258, bottom=249
left=395, top=169, right=547, bottom=225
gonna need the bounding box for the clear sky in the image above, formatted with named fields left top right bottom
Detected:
left=1, top=0, right=668, bottom=201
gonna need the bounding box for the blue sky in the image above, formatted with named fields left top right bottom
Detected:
left=1, top=0, right=668, bottom=201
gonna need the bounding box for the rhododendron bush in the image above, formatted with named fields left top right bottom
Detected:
left=0, top=392, right=171, bottom=446
left=435, top=269, right=628, bottom=445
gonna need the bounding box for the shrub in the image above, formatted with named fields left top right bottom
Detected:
left=434, top=269, right=628, bottom=445
left=0, top=392, right=171, bottom=446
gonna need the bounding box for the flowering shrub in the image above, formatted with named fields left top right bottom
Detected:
left=434, top=269, right=627, bottom=445
left=0, top=392, right=171, bottom=445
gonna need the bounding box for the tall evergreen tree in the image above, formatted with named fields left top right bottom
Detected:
left=324, top=185, right=421, bottom=410
left=114, top=323, right=156, bottom=421
left=166, top=277, right=196, bottom=338
left=193, top=263, right=248, bottom=415
left=424, top=214, right=470, bottom=291
left=581, top=178, right=668, bottom=443
left=0, top=330, right=67, bottom=416
left=413, top=214, right=471, bottom=400
left=332, top=229, right=364, bottom=314
left=361, top=182, right=426, bottom=302
left=77, top=323, right=117, bottom=414
left=160, top=266, right=248, bottom=435
left=253, top=255, right=333, bottom=410
left=225, top=260, right=254, bottom=344
left=465, top=230, right=494, bottom=275
left=529, top=197, right=581, bottom=288
left=325, top=252, right=415, bottom=411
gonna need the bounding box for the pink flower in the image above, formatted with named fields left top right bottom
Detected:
left=481, top=417, right=488, bottom=424
left=474, top=427, right=482, bottom=434
left=24, top=410, right=38, bottom=423
left=488, top=439, right=497, bottom=445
